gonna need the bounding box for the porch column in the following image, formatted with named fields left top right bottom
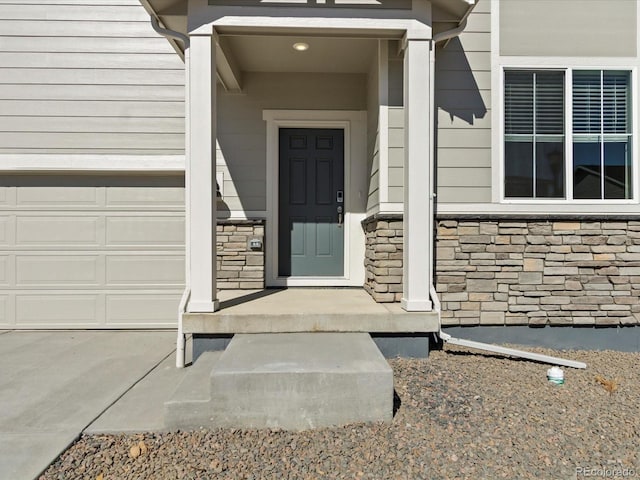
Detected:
left=401, top=37, right=432, bottom=312
left=187, top=31, right=219, bottom=312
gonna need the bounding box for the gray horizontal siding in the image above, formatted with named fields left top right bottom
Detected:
left=0, top=3, right=148, bottom=20
left=435, top=3, right=492, bottom=204
left=0, top=52, right=180, bottom=69
left=0, top=21, right=160, bottom=37
left=500, top=0, right=636, bottom=57
left=0, top=101, right=184, bottom=117
left=0, top=68, right=184, bottom=85
left=0, top=117, right=184, bottom=133
left=0, top=1, right=185, bottom=156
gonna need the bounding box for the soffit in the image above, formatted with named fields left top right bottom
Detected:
left=431, top=0, right=475, bottom=23
left=223, top=35, right=378, bottom=74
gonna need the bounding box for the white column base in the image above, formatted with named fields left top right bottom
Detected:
left=187, top=299, right=220, bottom=313
left=401, top=298, right=432, bottom=312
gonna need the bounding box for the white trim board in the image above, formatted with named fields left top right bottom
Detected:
left=436, top=203, right=640, bottom=216
left=366, top=202, right=404, bottom=217
left=0, top=154, right=185, bottom=173
left=199, top=17, right=432, bottom=40
left=217, top=210, right=267, bottom=220
left=263, top=109, right=367, bottom=287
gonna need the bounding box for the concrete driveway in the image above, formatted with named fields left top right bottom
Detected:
left=0, top=330, right=185, bottom=480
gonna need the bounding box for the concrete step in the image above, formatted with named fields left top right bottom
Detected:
left=164, top=351, right=222, bottom=429
left=165, top=333, right=393, bottom=431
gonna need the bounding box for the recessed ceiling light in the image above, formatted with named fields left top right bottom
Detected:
left=293, top=42, right=309, bottom=52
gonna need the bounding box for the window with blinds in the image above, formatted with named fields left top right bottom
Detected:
left=573, top=71, right=632, bottom=199
left=503, top=68, right=632, bottom=201
left=504, top=71, right=565, bottom=198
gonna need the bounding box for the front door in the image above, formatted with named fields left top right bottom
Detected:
left=278, top=128, right=345, bottom=277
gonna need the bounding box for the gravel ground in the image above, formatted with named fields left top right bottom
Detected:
left=41, top=345, right=640, bottom=480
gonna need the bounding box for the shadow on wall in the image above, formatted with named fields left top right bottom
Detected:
left=216, top=180, right=232, bottom=218
left=435, top=37, right=487, bottom=125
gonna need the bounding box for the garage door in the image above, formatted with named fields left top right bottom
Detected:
left=0, top=175, right=185, bottom=329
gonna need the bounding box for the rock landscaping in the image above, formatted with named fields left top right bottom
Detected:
left=41, top=345, right=639, bottom=480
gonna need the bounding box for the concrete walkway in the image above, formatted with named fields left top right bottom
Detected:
left=0, top=330, right=186, bottom=480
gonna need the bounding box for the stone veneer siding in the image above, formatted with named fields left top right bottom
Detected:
left=216, top=219, right=264, bottom=290
left=436, top=219, right=640, bottom=327
left=362, top=214, right=404, bottom=302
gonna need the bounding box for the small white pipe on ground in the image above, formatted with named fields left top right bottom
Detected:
left=429, top=287, right=587, bottom=369
left=176, top=288, right=191, bottom=368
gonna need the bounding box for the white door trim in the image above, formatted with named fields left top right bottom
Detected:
left=263, top=110, right=367, bottom=287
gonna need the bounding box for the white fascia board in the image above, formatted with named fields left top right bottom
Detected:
left=0, top=154, right=185, bottom=172
left=212, top=17, right=430, bottom=39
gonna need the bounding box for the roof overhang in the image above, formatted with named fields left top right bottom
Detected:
left=139, top=0, right=477, bottom=90
left=140, top=0, right=476, bottom=42
left=139, top=0, right=188, bottom=56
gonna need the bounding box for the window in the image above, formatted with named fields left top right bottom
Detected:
left=573, top=71, right=632, bottom=199
left=504, top=69, right=633, bottom=200
left=504, top=71, right=565, bottom=198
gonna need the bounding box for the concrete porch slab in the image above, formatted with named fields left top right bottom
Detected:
left=183, top=288, right=439, bottom=334
left=165, top=333, right=394, bottom=431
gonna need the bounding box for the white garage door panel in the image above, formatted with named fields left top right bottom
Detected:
left=16, top=186, right=99, bottom=206
left=15, top=255, right=101, bottom=286
left=16, top=294, right=101, bottom=326
left=105, top=216, right=184, bottom=246
left=0, top=216, right=11, bottom=244
left=106, top=187, right=184, bottom=207
left=17, top=216, right=101, bottom=246
left=105, top=255, right=184, bottom=286
left=0, top=295, right=8, bottom=324
left=0, top=176, right=185, bottom=328
left=106, top=294, right=181, bottom=325
left=0, top=256, right=9, bottom=286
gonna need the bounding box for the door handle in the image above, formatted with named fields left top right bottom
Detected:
left=337, top=206, right=343, bottom=226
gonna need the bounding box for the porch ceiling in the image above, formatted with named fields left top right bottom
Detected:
left=222, top=35, right=378, bottom=74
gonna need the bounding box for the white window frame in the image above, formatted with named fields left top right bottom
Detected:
left=496, top=63, right=638, bottom=206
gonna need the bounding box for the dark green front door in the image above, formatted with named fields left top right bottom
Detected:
left=278, top=128, right=345, bottom=277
